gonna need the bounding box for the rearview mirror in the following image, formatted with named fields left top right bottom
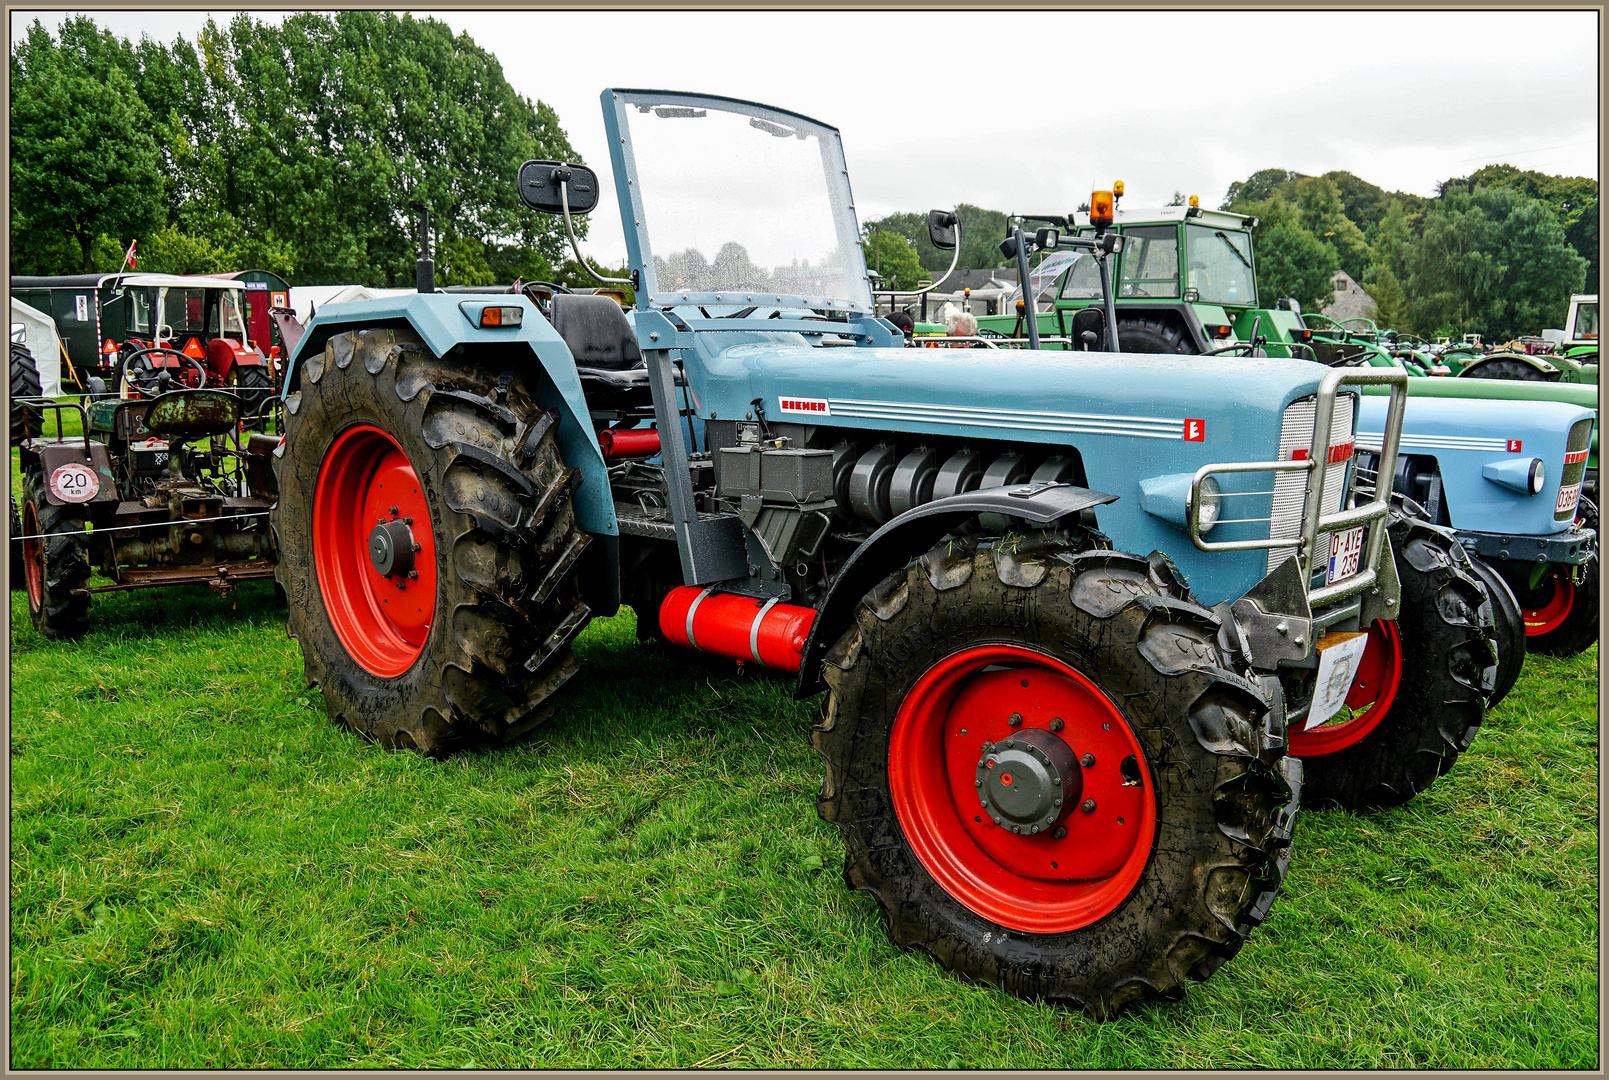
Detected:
left=517, top=160, right=601, bottom=215
left=927, top=209, right=958, bottom=250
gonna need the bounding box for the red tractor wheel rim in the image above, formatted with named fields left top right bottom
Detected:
left=1288, top=619, right=1403, bottom=757
left=1520, top=569, right=1574, bottom=636
left=887, top=643, right=1156, bottom=934
left=312, top=424, right=437, bottom=678
left=21, top=501, right=43, bottom=613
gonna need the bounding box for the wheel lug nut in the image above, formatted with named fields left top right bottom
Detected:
left=1081, top=799, right=1097, bottom=813
left=1050, top=717, right=1064, bottom=732
left=404, top=516, right=413, bottom=525
left=389, top=506, right=399, bottom=515
left=1007, top=713, right=1023, bottom=728
left=412, top=543, right=422, bottom=553
left=1081, top=753, right=1096, bottom=768
left=1053, top=776, right=1061, bottom=786
left=1053, top=826, right=1067, bottom=839
left=1054, top=797, right=1062, bottom=806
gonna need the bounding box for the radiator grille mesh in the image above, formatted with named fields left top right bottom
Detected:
left=1267, top=393, right=1356, bottom=572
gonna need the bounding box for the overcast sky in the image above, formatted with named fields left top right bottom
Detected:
left=12, top=9, right=1601, bottom=265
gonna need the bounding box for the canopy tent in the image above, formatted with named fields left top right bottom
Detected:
left=10, top=296, right=63, bottom=397
left=289, top=285, right=416, bottom=325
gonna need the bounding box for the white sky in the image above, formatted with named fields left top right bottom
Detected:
left=11, top=9, right=1601, bottom=266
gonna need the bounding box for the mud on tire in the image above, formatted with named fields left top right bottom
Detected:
left=1298, top=510, right=1496, bottom=810
left=811, top=530, right=1300, bottom=1018
left=272, top=328, right=593, bottom=756
left=20, top=466, right=92, bottom=639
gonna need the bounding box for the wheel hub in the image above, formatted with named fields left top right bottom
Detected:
left=368, top=518, right=416, bottom=578
left=976, top=729, right=1082, bottom=833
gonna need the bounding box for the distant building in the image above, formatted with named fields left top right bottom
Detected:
left=1321, top=270, right=1377, bottom=322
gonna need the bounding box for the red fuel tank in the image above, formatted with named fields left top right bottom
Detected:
left=658, top=587, right=817, bottom=672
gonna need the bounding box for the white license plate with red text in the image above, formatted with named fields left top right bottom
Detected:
left=1327, top=526, right=1365, bottom=585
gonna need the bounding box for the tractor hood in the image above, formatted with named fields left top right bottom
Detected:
left=687, top=336, right=1332, bottom=457
left=1357, top=394, right=1595, bottom=536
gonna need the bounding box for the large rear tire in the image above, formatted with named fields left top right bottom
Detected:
left=1114, top=317, right=1195, bottom=354
left=10, top=496, right=25, bottom=591
left=1458, top=355, right=1556, bottom=382
left=20, top=467, right=92, bottom=639
left=11, top=340, right=42, bottom=443
left=273, top=328, right=593, bottom=756
left=812, top=532, right=1299, bottom=1018
left=1294, top=512, right=1496, bottom=810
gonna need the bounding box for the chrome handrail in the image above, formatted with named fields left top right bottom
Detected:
left=1188, top=368, right=1408, bottom=607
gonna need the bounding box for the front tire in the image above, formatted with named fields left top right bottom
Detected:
left=20, top=467, right=92, bottom=639
left=273, top=328, right=593, bottom=756
left=812, top=532, right=1298, bottom=1018
left=1464, top=556, right=1525, bottom=708
left=1293, top=512, right=1496, bottom=810
left=1513, top=497, right=1598, bottom=657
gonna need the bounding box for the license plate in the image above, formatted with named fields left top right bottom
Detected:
left=1557, top=482, right=1582, bottom=515
left=1327, top=526, right=1365, bottom=585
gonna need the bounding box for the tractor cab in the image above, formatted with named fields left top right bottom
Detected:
left=976, top=193, right=1311, bottom=358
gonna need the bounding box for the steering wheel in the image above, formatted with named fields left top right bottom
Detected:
left=118, top=346, right=208, bottom=399
left=520, top=280, right=573, bottom=303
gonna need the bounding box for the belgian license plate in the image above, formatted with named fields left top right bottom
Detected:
left=1327, top=526, right=1365, bottom=585
left=1557, top=482, right=1582, bottom=516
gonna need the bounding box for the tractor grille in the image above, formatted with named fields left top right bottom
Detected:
left=1556, top=417, right=1594, bottom=521
left=1267, top=392, right=1355, bottom=572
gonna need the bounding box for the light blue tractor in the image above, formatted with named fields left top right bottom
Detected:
left=1355, top=394, right=1597, bottom=683
left=272, top=90, right=1496, bottom=1017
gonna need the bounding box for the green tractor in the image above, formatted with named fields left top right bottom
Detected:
left=975, top=188, right=1313, bottom=359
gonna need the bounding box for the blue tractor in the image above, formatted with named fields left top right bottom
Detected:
left=272, top=90, right=1496, bottom=1017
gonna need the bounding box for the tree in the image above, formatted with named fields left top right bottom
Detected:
left=1361, top=266, right=1408, bottom=330
left=1477, top=186, right=1586, bottom=338
left=10, top=31, right=164, bottom=271
left=1564, top=197, right=1598, bottom=294
left=1220, top=168, right=1305, bottom=210
left=862, top=229, right=926, bottom=292
left=1406, top=188, right=1503, bottom=337
left=1290, top=176, right=1373, bottom=283
left=1238, top=195, right=1338, bottom=312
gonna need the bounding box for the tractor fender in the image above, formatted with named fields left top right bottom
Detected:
left=205, top=337, right=267, bottom=379
left=793, top=482, right=1117, bottom=697
left=1460, top=352, right=1562, bottom=381
left=281, top=293, right=616, bottom=540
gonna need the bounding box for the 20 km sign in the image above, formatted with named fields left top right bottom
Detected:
left=49, top=462, right=100, bottom=503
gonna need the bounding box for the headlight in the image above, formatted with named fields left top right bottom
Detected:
left=1530, top=458, right=1546, bottom=495
left=1193, top=475, right=1222, bottom=533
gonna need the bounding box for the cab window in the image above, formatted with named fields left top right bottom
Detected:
left=1058, top=238, right=1104, bottom=299
left=1184, top=225, right=1256, bottom=306
left=1575, top=302, right=1598, bottom=339
left=1117, top=226, right=1178, bottom=298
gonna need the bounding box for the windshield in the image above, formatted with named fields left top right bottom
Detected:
left=1184, top=225, right=1256, bottom=306
left=1117, top=225, right=1179, bottom=298
left=611, top=91, right=871, bottom=311
left=1574, top=301, right=1598, bottom=339
left=1058, top=237, right=1104, bottom=299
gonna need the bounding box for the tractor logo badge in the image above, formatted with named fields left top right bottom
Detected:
left=1507, top=439, right=1523, bottom=452
left=49, top=462, right=100, bottom=504
left=779, top=397, right=831, bottom=416
left=1183, top=419, right=1205, bottom=442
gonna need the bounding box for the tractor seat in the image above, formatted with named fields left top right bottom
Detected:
left=548, top=293, right=681, bottom=410
left=140, top=388, right=242, bottom=440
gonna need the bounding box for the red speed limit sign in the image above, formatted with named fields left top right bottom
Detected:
left=49, top=462, right=100, bottom=503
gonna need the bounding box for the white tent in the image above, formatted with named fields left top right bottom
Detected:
left=289, top=285, right=415, bottom=325
left=10, top=297, right=63, bottom=397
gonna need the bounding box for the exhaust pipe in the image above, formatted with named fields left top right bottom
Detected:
left=658, top=587, right=817, bottom=672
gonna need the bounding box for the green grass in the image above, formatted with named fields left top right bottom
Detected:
left=7, top=575, right=1600, bottom=1068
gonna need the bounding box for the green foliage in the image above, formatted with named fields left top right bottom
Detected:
left=137, top=225, right=232, bottom=275
left=861, top=229, right=927, bottom=292
left=1232, top=195, right=1338, bottom=311
left=10, top=22, right=165, bottom=272
left=1291, top=177, right=1374, bottom=283
left=861, top=204, right=1009, bottom=274
left=1361, top=265, right=1408, bottom=330
left=1220, top=168, right=1305, bottom=210
left=1564, top=198, right=1597, bottom=294
left=9, top=13, right=582, bottom=287
left=1408, top=187, right=1586, bottom=341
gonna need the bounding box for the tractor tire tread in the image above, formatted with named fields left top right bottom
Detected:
left=811, top=529, right=1299, bottom=1019
left=20, top=467, right=92, bottom=639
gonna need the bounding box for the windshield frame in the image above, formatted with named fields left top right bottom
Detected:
left=602, top=88, right=873, bottom=313
left=1183, top=224, right=1257, bottom=307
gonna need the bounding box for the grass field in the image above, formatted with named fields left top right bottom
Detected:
left=7, top=566, right=1598, bottom=1069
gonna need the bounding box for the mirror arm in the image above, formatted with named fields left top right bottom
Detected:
left=560, top=178, right=632, bottom=287
left=900, top=215, right=963, bottom=297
